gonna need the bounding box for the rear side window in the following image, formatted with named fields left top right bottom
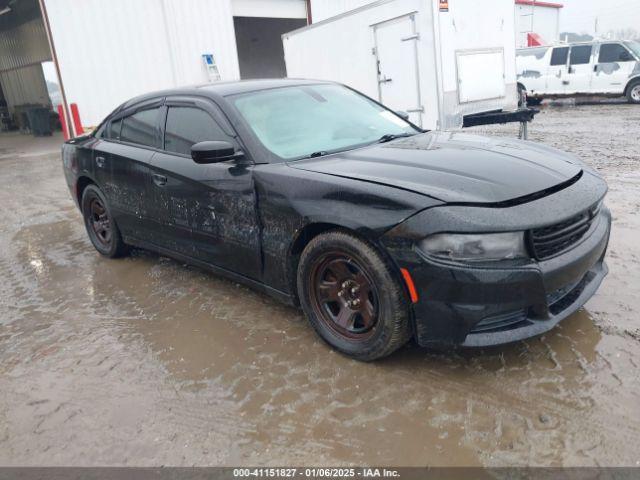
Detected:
left=120, top=107, right=161, bottom=147
left=550, top=47, right=569, bottom=66
left=164, top=107, right=230, bottom=156
left=570, top=45, right=592, bottom=65
left=598, top=43, right=633, bottom=63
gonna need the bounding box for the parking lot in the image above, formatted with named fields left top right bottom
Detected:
left=0, top=102, right=639, bottom=467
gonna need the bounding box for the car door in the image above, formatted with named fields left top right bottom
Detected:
left=545, top=46, right=570, bottom=95
left=592, top=42, right=637, bottom=94
left=148, top=97, right=262, bottom=280
left=91, top=101, right=161, bottom=242
left=565, top=44, right=593, bottom=94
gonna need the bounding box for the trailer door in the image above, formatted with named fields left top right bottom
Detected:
left=373, top=14, right=422, bottom=126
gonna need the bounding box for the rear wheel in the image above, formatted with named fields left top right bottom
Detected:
left=81, top=184, right=129, bottom=258
left=627, top=80, right=640, bottom=104
left=297, top=230, right=411, bottom=361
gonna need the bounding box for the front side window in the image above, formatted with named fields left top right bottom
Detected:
left=570, top=45, right=592, bottom=65
left=550, top=47, right=569, bottom=66
left=108, top=118, right=122, bottom=140
left=626, top=41, right=640, bottom=58
left=120, top=108, right=160, bottom=147
left=599, top=43, right=633, bottom=63
left=164, top=107, right=229, bottom=156
left=231, top=84, right=418, bottom=160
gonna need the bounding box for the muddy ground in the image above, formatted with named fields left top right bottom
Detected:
left=0, top=102, right=639, bottom=467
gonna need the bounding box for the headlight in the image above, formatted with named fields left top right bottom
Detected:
left=418, top=232, right=528, bottom=262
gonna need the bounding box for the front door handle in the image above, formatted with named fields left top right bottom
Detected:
left=95, top=156, right=105, bottom=168
left=152, top=173, right=167, bottom=186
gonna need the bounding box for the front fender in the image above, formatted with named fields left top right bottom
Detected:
left=254, top=164, right=441, bottom=294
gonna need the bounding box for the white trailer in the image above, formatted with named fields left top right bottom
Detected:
left=283, top=0, right=530, bottom=131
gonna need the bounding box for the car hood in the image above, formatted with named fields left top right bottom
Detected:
left=289, top=131, right=583, bottom=204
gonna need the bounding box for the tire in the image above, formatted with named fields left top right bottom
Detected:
left=297, top=230, right=411, bottom=361
left=627, top=80, right=640, bottom=104
left=526, top=97, right=543, bottom=106
left=81, top=184, right=129, bottom=258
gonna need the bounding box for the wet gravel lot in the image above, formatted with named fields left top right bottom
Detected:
left=1, top=102, right=639, bottom=467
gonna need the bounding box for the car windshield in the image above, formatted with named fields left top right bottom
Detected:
left=626, top=41, right=640, bottom=58
left=231, top=84, right=420, bottom=160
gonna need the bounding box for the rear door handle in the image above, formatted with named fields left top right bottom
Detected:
left=95, top=156, right=105, bottom=168
left=152, top=173, right=167, bottom=186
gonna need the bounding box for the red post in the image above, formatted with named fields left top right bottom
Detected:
left=57, top=104, right=70, bottom=141
left=70, top=103, right=84, bottom=136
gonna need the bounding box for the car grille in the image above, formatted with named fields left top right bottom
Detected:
left=529, top=203, right=601, bottom=260
left=470, top=309, right=530, bottom=333
left=548, top=274, right=590, bottom=315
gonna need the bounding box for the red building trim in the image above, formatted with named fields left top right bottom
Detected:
left=515, top=0, right=564, bottom=8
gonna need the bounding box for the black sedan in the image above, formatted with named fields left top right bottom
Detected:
left=62, top=79, right=610, bottom=360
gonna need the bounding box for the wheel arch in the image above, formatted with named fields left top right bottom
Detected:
left=287, top=223, right=348, bottom=303
left=76, top=175, right=96, bottom=207
left=624, top=76, right=640, bottom=96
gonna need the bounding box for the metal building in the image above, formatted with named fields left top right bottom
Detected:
left=0, top=0, right=307, bottom=136
left=515, top=0, right=563, bottom=48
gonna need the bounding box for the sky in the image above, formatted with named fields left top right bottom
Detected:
left=558, top=0, right=640, bottom=36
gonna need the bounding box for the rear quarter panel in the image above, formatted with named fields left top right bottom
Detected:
left=62, top=135, right=99, bottom=207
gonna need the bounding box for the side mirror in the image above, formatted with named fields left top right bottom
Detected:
left=396, top=110, right=410, bottom=121
left=191, top=141, right=242, bottom=164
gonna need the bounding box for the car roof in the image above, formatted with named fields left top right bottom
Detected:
left=119, top=78, right=333, bottom=111
left=517, top=39, right=632, bottom=51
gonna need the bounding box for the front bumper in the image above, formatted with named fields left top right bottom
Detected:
left=381, top=172, right=611, bottom=348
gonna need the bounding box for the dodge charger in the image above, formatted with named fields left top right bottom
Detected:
left=62, top=79, right=610, bottom=360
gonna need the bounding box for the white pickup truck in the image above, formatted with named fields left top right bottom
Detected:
left=516, top=40, right=640, bottom=104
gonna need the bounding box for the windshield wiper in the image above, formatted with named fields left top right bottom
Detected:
left=305, top=150, right=329, bottom=158
left=377, top=133, right=414, bottom=144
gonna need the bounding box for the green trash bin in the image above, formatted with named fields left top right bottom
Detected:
left=26, top=107, right=53, bottom=137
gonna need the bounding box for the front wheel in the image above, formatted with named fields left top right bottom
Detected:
left=627, top=81, right=640, bottom=104
left=297, top=230, right=412, bottom=361
left=81, top=184, right=129, bottom=258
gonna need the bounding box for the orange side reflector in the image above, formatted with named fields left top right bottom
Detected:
left=400, top=268, right=419, bottom=304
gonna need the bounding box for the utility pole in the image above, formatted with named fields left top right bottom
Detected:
left=594, top=17, right=598, bottom=37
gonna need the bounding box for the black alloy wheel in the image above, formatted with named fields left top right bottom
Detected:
left=81, top=184, right=129, bottom=258
left=297, top=230, right=411, bottom=361
left=309, top=252, right=380, bottom=341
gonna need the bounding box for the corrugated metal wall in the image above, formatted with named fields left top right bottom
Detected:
left=42, top=0, right=243, bottom=127
left=0, top=18, right=51, bottom=72
left=0, top=64, right=51, bottom=111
